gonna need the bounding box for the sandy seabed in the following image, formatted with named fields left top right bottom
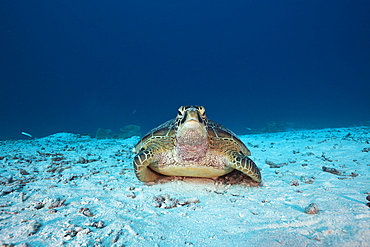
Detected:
left=0, top=127, right=369, bottom=247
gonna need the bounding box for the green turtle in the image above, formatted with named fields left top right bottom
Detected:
left=133, top=106, right=261, bottom=183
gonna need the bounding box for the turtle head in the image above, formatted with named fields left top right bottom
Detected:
left=175, top=106, right=208, bottom=144
left=176, top=105, right=207, bottom=127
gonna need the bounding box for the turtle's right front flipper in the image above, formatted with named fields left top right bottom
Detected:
left=133, top=148, right=162, bottom=182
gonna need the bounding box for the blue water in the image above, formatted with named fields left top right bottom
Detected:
left=1, top=1, right=369, bottom=139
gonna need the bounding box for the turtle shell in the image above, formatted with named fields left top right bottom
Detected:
left=132, top=106, right=261, bottom=183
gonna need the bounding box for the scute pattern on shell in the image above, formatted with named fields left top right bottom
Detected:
left=133, top=106, right=261, bottom=183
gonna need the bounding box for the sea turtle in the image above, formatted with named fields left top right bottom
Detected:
left=133, top=106, right=261, bottom=183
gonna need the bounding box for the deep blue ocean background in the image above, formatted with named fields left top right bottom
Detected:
left=1, top=0, right=369, bottom=140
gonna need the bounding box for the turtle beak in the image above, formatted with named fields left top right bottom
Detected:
left=181, top=108, right=203, bottom=127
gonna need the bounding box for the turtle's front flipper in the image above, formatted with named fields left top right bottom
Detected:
left=228, top=152, right=261, bottom=182
left=133, top=148, right=162, bottom=182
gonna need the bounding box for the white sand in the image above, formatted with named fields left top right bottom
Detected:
left=0, top=127, right=369, bottom=246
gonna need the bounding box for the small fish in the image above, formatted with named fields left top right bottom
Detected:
left=21, top=132, right=33, bottom=138
left=132, top=109, right=136, bottom=114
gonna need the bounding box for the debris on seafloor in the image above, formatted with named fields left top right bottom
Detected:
left=48, top=198, right=66, bottom=209
left=91, top=221, right=105, bottom=229
left=290, top=179, right=299, bottom=186
left=152, top=194, right=200, bottom=209
left=265, top=160, right=288, bottom=168
left=322, top=166, right=359, bottom=179
left=79, top=207, right=94, bottom=217
left=322, top=166, right=344, bottom=175
left=305, top=203, right=319, bottom=214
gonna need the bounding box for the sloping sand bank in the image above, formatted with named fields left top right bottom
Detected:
left=0, top=127, right=369, bottom=246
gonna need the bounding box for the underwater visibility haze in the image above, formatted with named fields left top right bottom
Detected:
left=0, top=0, right=369, bottom=139
left=1, top=2, right=370, bottom=245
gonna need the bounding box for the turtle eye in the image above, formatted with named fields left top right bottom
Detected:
left=177, top=106, right=185, bottom=116
left=198, top=106, right=206, bottom=117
